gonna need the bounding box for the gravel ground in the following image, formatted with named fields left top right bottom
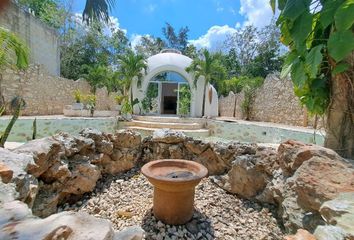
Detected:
left=65, top=168, right=284, bottom=240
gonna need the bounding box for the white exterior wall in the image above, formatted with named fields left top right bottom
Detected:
left=132, top=52, right=218, bottom=117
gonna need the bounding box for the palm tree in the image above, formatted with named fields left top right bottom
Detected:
left=186, top=49, right=226, bottom=116
left=82, top=0, right=115, bottom=25
left=0, top=27, right=29, bottom=147
left=117, top=50, right=147, bottom=109
left=0, top=27, right=29, bottom=70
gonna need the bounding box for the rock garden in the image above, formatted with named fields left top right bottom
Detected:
left=1, top=128, right=353, bottom=240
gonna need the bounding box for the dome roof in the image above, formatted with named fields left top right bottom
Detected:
left=147, top=52, right=193, bottom=71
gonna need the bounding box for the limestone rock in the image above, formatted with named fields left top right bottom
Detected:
left=0, top=182, right=18, bottom=204
left=319, top=192, right=354, bottom=238
left=54, top=132, right=95, bottom=157
left=0, top=162, right=13, bottom=183
left=0, top=201, right=115, bottom=240
left=79, top=128, right=113, bottom=155
left=0, top=201, right=32, bottom=227
left=314, top=225, right=348, bottom=240
left=62, top=161, right=101, bottom=195
left=114, top=226, right=144, bottom=240
left=184, top=140, right=210, bottom=155
left=112, top=129, right=141, bottom=149
left=13, top=137, right=62, bottom=177
left=152, top=129, right=186, bottom=144
left=32, top=183, right=61, bottom=217
left=289, top=156, right=354, bottom=212
left=277, top=140, right=340, bottom=177
left=0, top=148, right=38, bottom=207
left=284, top=229, right=316, bottom=240
left=224, top=147, right=277, bottom=198
left=195, top=148, right=227, bottom=175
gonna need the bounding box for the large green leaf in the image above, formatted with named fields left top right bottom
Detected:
left=319, top=0, right=343, bottom=29
left=305, top=45, right=323, bottom=78
left=290, top=11, right=313, bottom=45
left=328, top=30, right=354, bottom=62
left=270, top=0, right=276, bottom=13
left=334, top=0, right=354, bottom=31
left=281, top=51, right=298, bottom=78
left=332, top=62, right=349, bottom=75
left=282, top=0, right=311, bottom=21
left=291, top=60, right=307, bottom=87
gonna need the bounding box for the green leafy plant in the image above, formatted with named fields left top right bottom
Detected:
left=121, top=99, right=132, bottom=115
left=114, top=95, right=125, bottom=105
left=0, top=97, right=26, bottom=147
left=0, top=105, right=4, bottom=116
left=272, top=0, right=354, bottom=158
left=116, top=50, right=147, bottom=107
left=186, top=49, right=227, bottom=116
left=73, top=89, right=83, bottom=103
left=85, top=94, right=96, bottom=117
left=0, top=28, right=29, bottom=148
left=239, top=76, right=264, bottom=120
left=32, top=118, right=37, bottom=140
left=176, top=85, right=191, bottom=116
left=141, top=83, right=158, bottom=113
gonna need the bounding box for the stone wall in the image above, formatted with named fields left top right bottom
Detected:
left=0, top=2, right=60, bottom=76
left=219, top=91, right=244, bottom=119
left=219, top=75, right=319, bottom=127
left=0, top=65, right=117, bottom=115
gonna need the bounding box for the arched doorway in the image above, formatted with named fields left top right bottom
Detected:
left=145, top=71, right=191, bottom=115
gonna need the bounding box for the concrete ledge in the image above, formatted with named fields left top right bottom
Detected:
left=63, top=108, right=118, bottom=117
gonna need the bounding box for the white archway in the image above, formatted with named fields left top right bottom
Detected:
left=131, top=51, right=218, bottom=117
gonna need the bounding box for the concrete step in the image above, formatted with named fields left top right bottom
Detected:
left=124, top=126, right=210, bottom=138
left=124, top=120, right=204, bottom=130
left=133, top=115, right=207, bottom=124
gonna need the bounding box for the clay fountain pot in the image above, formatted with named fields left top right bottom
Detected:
left=142, top=159, right=208, bottom=225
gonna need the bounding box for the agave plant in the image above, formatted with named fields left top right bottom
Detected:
left=0, top=27, right=29, bottom=147
left=0, top=97, right=26, bottom=147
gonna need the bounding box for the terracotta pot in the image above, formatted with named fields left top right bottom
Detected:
left=141, top=159, right=208, bottom=225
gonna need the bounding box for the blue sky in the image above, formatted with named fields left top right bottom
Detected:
left=72, top=0, right=274, bottom=50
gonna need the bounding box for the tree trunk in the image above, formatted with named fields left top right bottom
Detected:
left=324, top=72, right=354, bottom=159
left=202, top=82, right=207, bottom=116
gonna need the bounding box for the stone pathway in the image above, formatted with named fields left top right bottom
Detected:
left=66, top=168, right=284, bottom=240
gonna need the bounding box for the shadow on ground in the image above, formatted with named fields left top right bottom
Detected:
left=142, top=207, right=215, bottom=239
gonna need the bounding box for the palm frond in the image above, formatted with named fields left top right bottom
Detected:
left=83, top=0, right=115, bottom=25
left=0, top=27, right=29, bottom=70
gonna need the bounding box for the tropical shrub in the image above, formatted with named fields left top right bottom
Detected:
left=73, top=89, right=83, bottom=103
left=272, top=0, right=354, bottom=158
left=177, top=85, right=191, bottom=116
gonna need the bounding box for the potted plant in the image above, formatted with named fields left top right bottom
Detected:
left=121, top=99, right=133, bottom=120
left=72, top=89, right=84, bottom=110
left=86, top=94, right=96, bottom=117
left=114, top=95, right=125, bottom=113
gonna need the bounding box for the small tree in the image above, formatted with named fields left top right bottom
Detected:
left=272, top=0, right=354, bottom=158
left=186, top=49, right=226, bottom=116
left=116, top=50, right=147, bottom=107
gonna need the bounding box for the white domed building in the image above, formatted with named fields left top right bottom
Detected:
left=131, top=50, right=219, bottom=117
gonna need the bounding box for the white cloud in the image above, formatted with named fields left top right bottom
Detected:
left=145, top=4, right=157, bottom=13
left=239, top=0, right=276, bottom=28
left=130, top=34, right=149, bottom=50
left=71, top=13, right=127, bottom=37
left=189, top=25, right=239, bottom=52
left=216, top=1, right=224, bottom=12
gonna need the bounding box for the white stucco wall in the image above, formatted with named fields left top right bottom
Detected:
left=131, top=52, right=218, bottom=117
